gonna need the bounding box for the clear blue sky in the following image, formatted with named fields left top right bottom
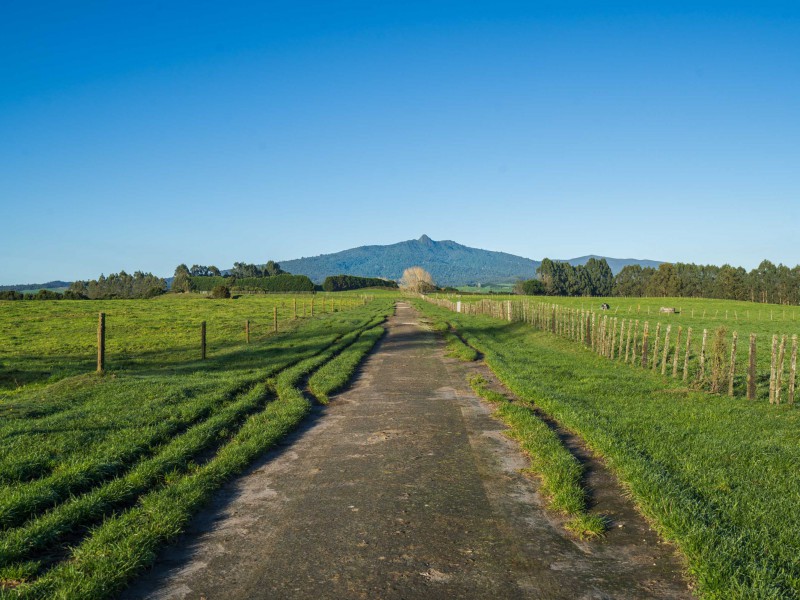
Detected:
left=2, top=1, right=798, bottom=284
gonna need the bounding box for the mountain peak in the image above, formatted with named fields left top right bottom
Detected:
left=278, top=236, right=662, bottom=285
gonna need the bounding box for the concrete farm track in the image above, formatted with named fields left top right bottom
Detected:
left=124, top=302, right=691, bottom=600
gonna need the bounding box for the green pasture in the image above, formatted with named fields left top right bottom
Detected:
left=0, top=292, right=372, bottom=392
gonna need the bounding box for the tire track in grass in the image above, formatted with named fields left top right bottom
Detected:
left=0, top=307, right=390, bottom=533
left=4, top=303, right=394, bottom=599
left=0, top=383, right=271, bottom=575
left=468, top=373, right=606, bottom=538
left=422, top=302, right=605, bottom=537
left=308, top=324, right=385, bottom=404
left=1, top=313, right=386, bottom=581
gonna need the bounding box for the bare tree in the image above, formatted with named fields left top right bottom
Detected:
left=400, top=266, right=436, bottom=293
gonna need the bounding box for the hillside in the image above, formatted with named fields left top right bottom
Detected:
left=281, top=236, right=662, bottom=286
left=281, top=235, right=540, bottom=286
left=0, top=281, right=71, bottom=293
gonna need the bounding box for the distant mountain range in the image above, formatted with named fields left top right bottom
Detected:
left=0, top=281, right=71, bottom=293
left=4, top=238, right=662, bottom=290
left=281, top=235, right=661, bottom=286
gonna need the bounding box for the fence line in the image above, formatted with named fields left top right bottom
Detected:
left=89, top=295, right=375, bottom=370
left=424, top=295, right=798, bottom=405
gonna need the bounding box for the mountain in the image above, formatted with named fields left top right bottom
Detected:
left=561, top=255, right=663, bottom=275
left=281, top=235, right=540, bottom=287
left=281, top=236, right=663, bottom=286
left=0, top=280, right=72, bottom=292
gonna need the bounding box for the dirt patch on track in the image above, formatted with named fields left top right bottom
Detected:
left=124, top=302, right=692, bottom=599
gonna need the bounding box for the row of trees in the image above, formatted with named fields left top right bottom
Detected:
left=533, top=258, right=614, bottom=297
left=67, top=272, right=167, bottom=300
left=322, top=275, right=399, bottom=292
left=517, top=258, right=800, bottom=304
left=0, top=289, right=67, bottom=301
left=612, top=260, right=800, bottom=303
left=172, top=261, right=287, bottom=292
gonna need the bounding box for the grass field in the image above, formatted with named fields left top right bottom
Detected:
left=415, top=297, right=800, bottom=599
left=0, top=292, right=370, bottom=391
left=0, top=293, right=396, bottom=598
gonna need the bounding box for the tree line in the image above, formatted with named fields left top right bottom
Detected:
left=1, top=272, right=167, bottom=300
left=611, top=260, right=800, bottom=303
left=517, top=258, right=800, bottom=304
left=0, top=289, right=67, bottom=301
left=322, top=275, right=399, bottom=292
left=171, top=262, right=317, bottom=294
left=67, top=272, right=167, bottom=299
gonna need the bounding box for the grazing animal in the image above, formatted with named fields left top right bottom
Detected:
left=600, top=303, right=610, bottom=310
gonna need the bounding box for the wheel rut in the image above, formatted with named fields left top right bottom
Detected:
left=124, top=302, right=692, bottom=600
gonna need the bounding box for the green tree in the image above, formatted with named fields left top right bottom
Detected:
left=513, top=279, right=546, bottom=295
left=584, top=258, right=613, bottom=296
left=265, top=261, right=285, bottom=276
left=172, top=264, right=192, bottom=292
left=647, top=263, right=681, bottom=297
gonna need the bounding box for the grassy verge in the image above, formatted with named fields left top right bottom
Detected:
left=308, top=324, right=385, bottom=404
left=468, top=374, right=604, bottom=538
left=416, top=299, right=800, bottom=599
left=425, top=316, right=479, bottom=361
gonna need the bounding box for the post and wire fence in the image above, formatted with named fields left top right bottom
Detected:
left=424, top=296, right=798, bottom=406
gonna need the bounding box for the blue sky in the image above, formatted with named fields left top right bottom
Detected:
left=2, top=1, right=798, bottom=283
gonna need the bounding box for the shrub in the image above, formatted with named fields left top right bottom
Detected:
left=322, top=275, right=399, bottom=292
left=514, top=279, right=546, bottom=295
left=209, top=285, right=231, bottom=299
left=233, top=274, right=315, bottom=292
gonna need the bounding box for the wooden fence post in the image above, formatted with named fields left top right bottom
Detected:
left=609, top=318, right=617, bottom=359
left=293, top=298, right=297, bottom=320
left=651, top=323, right=661, bottom=370
left=310, top=298, right=314, bottom=317
left=245, top=319, right=250, bottom=344
left=661, top=325, right=671, bottom=375
left=618, top=319, right=626, bottom=359
left=274, top=306, right=278, bottom=333
left=775, top=335, right=787, bottom=404
left=598, top=316, right=605, bottom=355
left=97, top=312, right=105, bottom=373
left=631, top=320, right=640, bottom=365
left=769, top=334, right=778, bottom=404
left=641, top=322, right=650, bottom=368
left=682, top=327, right=693, bottom=381
left=698, top=329, right=708, bottom=383
left=728, top=331, right=737, bottom=397
left=672, top=326, right=682, bottom=377
left=201, top=321, right=207, bottom=360
left=789, top=335, right=797, bottom=405
left=747, top=334, right=757, bottom=400
left=625, top=319, right=633, bottom=363
left=583, top=312, right=589, bottom=347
